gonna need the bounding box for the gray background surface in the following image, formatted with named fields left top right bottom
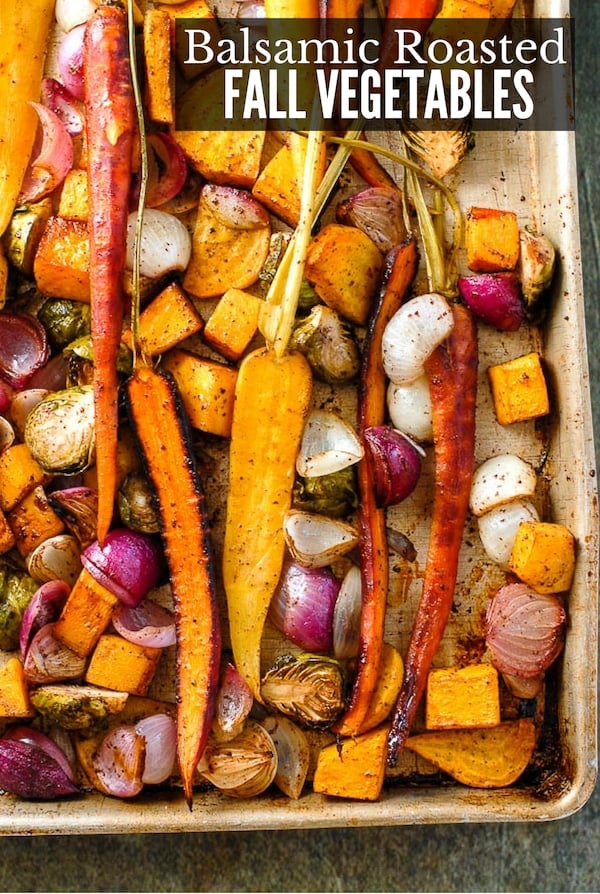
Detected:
left=1, top=1, right=598, bottom=890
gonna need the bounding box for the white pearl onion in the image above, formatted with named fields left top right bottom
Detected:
left=382, top=292, right=454, bottom=385
left=477, top=499, right=540, bottom=567
left=387, top=375, right=433, bottom=443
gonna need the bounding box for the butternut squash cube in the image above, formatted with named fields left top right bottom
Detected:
left=509, top=521, right=576, bottom=594
left=425, top=664, right=500, bottom=731
left=252, top=132, right=326, bottom=229
left=162, top=348, right=237, bottom=437
left=173, top=68, right=265, bottom=188
left=488, top=352, right=550, bottom=425
left=203, top=287, right=262, bottom=361
left=305, top=223, right=383, bottom=326
left=53, top=568, right=118, bottom=658
left=123, top=281, right=204, bottom=356
left=465, top=206, right=520, bottom=273
left=144, top=8, right=173, bottom=125
left=0, top=442, right=51, bottom=512
left=33, top=216, right=90, bottom=301
left=0, top=508, right=15, bottom=555
left=57, top=168, right=89, bottom=222
left=183, top=185, right=271, bottom=299
left=7, top=486, right=65, bottom=557
left=0, top=656, right=34, bottom=718
left=86, top=634, right=161, bottom=696
left=313, top=724, right=389, bottom=801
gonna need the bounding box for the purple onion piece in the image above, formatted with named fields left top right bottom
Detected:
left=0, top=312, right=49, bottom=390
left=269, top=562, right=340, bottom=653
left=81, top=528, right=165, bottom=606
left=112, top=599, right=176, bottom=649
left=457, top=273, right=524, bottom=332
left=363, top=425, right=422, bottom=508
left=0, top=738, right=80, bottom=799
left=19, top=579, right=70, bottom=659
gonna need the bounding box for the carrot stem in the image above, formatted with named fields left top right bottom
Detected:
left=387, top=302, right=478, bottom=766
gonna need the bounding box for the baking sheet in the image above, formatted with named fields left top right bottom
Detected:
left=0, top=0, right=597, bottom=833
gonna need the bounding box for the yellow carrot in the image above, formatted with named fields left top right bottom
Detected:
left=223, top=348, right=312, bottom=700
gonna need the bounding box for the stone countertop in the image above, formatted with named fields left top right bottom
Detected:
left=0, top=1, right=598, bottom=890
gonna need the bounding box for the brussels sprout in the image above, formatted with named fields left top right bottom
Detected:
left=24, top=386, right=96, bottom=474
left=29, top=684, right=129, bottom=734
left=4, top=199, right=53, bottom=276
left=260, top=653, right=346, bottom=727
left=38, top=299, right=91, bottom=351
left=64, top=336, right=132, bottom=388
left=118, top=472, right=160, bottom=534
left=519, top=228, right=556, bottom=322
left=291, top=304, right=360, bottom=384
left=293, top=466, right=358, bottom=519
left=0, top=565, right=38, bottom=651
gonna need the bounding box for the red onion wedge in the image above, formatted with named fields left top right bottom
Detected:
left=112, top=599, right=176, bottom=649
left=19, top=579, right=70, bottom=659
left=92, top=726, right=145, bottom=798
left=57, top=24, right=86, bottom=100
left=41, top=77, right=84, bottom=136
left=269, top=562, right=341, bottom=653
left=135, top=714, right=177, bottom=784
left=81, top=529, right=165, bottom=606
left=0, top=737, right=80, bottom=799
left=18, top=102, right=74, bottom=203
left=485, top=582, right=567, bottom=678
left=363, top=425, right=422, bottom=508
left=0, top=312, right=49, bottom=390
left=3, top=725, right=76, bottom=783
left=458, top=273, right=524, bottom=332
left=23, top=623, right=86, bottom=684
left=144, top=133, right=188, bottom=208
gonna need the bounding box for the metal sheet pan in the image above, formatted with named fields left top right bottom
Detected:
left=0, top=0, right=596, bottom=833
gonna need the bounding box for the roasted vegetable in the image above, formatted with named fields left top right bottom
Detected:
left=24, top=386, right=96, bottom=475
left=260, top=653, right=345, bottom=727
left=84, top=2, right=136, bottom=543
left=0, top=1, right=56, bottom=240
left=405, top=718, right=537, bottom=788
left=425, top=664, right=501, bottom=730
left=387, top=303, right=478, bottom=765
left=38, top=299, right=91, bottom=351
left=223, top=348, right=312, bottom=700
left=336, top=239, right=418, bottom=737
left=0, top=566, right=38, bottom=651
left=127, top=364, right=221, bottom=808
left=313, top=723, right=389, bottom=801
left=29, top=684, right=129, bottom=734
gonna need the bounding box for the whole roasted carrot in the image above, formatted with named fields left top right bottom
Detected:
left=387, top=302, right=478, bottom=766
left=84, top=2, right=136, bottom=543
left=334, top=238, right=418, bottom=737
left=127, top=365, right=221, bottom=808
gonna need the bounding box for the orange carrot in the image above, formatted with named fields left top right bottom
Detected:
left=334, top=238, right=418, bottom=737
left=127, top=365, right=221, bottom=808
left=387, top=302, right=478, bottom=766
left=84, top=2, right=136, bottom=543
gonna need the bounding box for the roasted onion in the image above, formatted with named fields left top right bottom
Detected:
left=269, top=561, right=340, bottom=653
left=485, top=582, right=567, bottom=678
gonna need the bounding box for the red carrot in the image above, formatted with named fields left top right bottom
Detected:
left=387, top=302, right=478, bottom=766
left=334, top=238, right=418, bottom=737
left=127, top=365, right=221, bottom=808
left=84, top=2, right=136, bottom=544
left=385, top=0, right=439, bottom=23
